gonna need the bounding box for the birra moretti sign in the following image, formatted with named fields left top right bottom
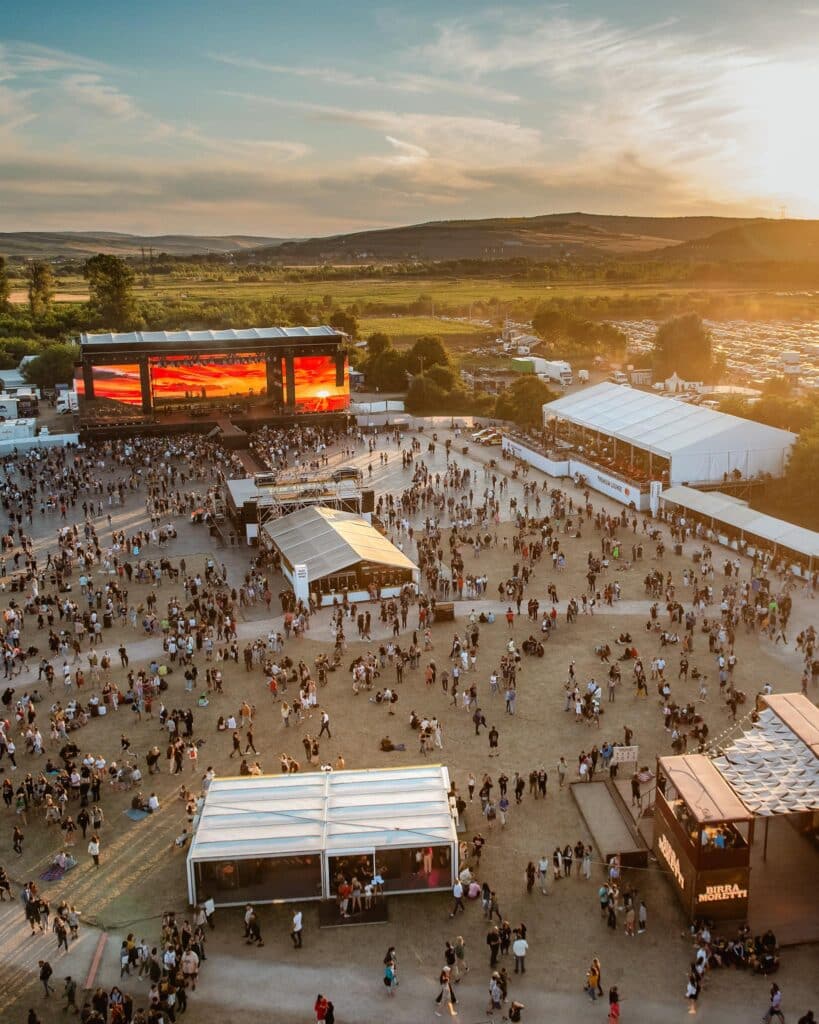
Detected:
left=658, top=834, right=685, bottom=890
left=698, top=883, right=748, bottom=903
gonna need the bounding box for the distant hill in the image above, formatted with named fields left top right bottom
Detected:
left=260, top=213, right=767, bottom=263
left=4, top=214, right=819, bottom=264
left=0, top=232, right=285, bottom=260
left=659, top=220, right=819, bottom=262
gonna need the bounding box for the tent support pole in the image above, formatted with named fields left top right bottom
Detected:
left=763, top=817, right=769, bottom=862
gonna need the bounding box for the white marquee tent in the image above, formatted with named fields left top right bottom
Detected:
left=544, top=383, right=796, bottom=485
left=186, top=766, right=458, bottom=906
left=662, top=485, right=819, bottom=566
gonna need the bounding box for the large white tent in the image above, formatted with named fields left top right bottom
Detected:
left=544, top=383, right=796, bottom=485
left=263, top=505, right=418, bottom=605
left=186, top=766, right=458, bottom=906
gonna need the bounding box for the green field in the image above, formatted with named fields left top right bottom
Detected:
left=36, top=272, right=735, bottom=309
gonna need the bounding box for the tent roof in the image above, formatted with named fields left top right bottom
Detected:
left=80, top=326, right=339, bottom=347
left=659, top=755, right=751, bottom=823
left=713, top=695, right=819, bottom=816
left=263, top=506, right=416, bottom=579
left=187, top=766, right=456, bottom=863
left=662, top=485, right=819, bottom=560
left=544, top=383, right=795, bottom=460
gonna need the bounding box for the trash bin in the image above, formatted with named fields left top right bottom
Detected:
left=674, top=543, right=683, bottom=556
left=103, top=612, right=112, bottom=629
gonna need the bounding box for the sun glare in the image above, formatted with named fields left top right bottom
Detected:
left=738, top=63, right=819, bottom=212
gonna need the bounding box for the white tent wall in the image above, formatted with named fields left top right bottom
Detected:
left=543, top=383, right=796, bottom=486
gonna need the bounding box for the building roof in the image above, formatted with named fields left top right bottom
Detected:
left=659, top=754, right=752, bottom=824
left=80, top=326, right=339, bottom=347
left=544, top=382, right=795, bottom=461
left=263, top=505, right=416, bottom=579
left=662, top=485, right=819, bottom=560
left=713, top=695, right=819, bottom=816
left=187, top=766, right=457, bottom=863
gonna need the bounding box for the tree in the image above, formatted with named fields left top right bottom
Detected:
left=405, top=335, right=449, bottom=375
left=425, top=364, right=455, bottom=391
left=368, top=349, right=407, bottom=392
left=0, top=256, right=10, bottom=310
left=651, top=313, right=714, bottom=380
left=366, top=332, right=391, bottom=360
left=782, top=421, right=819, bottom=528
left=21, top=343, right=78, bottom=389
left=405, top=374, right=448, bottom=413
left=83, top=254, right=136, bottom=329
left=26, top=261, right=54, bottom=318
left=329, top=308, right=358, bottom=338
left=495, top=376, right=557, bottom=427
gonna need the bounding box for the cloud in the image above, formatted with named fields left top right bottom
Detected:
left=0, top=40, right=112, bottom=78
left=208, top=52, right=519, bottom=103
left=222, top=92, right=543, bottom=163
left=62, top=73, right=141, bottom=120
left=384, top=135, right=429, bottom=165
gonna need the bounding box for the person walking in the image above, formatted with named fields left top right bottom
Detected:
left=638, top=899, right=647, bottom=934
left=585, top=960, right=600, bottom=1001
left=685, top=965, right=700, bottom=1015
left=762, top=983, right=785, bottom=1024
left=62, top=976, right=78, bottom=1014
left=449, top=879, right=465, bottom=917
left=319, top=711, right=331, bottom=739
left=608, top=986, right=620, bottom=1024
left=87, top=835, right=100, bottom=868
left=454, top=936, right=469, bottom=979
left=434, top=966, right=457, bottom=1017
left=383, top=956, right=397, bottom=997
left=38, top=961, right=54, bottom=997
left=291, top=908, right=303, bottom=948
left=513, top=931, right=528, bottom=974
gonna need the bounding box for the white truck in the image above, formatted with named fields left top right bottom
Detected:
left=56, top=390, right=79, bottom=414
left=536, top=359, right=573, bottom=387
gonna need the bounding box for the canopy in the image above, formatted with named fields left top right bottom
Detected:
left=263, top=505, right=417, bottom=579
left=659, top=754, right=751, bottom=824
left=662, top=485, right=819, bottom=561
left=713, top=695, right=819, bottom=816
left=544, top=383, right=795, bottom=483
left=188, top=766, right=457, bottom=863
left=80, top=326, right=339, bottom=347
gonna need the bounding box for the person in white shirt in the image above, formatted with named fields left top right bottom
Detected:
left=147, top=793, right=160, bottom=814
left=290, top=909, right=303, bottom=948
left=513, top=933, right=529, bottom=973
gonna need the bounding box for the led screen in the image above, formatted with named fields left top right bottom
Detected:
left=82, top=363, right=143, bottom=407
left=293, top=355, right=349, bottom=412
left=149, top=353, right=267, bottom=405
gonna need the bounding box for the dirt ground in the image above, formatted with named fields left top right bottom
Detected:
left=1, top=426, right=816, bottom=1024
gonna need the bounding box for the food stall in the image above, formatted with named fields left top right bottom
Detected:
left=654, top=755, right=754, bottom=921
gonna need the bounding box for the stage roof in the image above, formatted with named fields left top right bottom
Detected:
left=662, top=485, right=819, bottom=560
left=659, top=754, right=752, bottom=824
left=80, top=326, right=339, bottom=348
left=263, top=505, right=416, bottom=579
left=544, top=383, right=795, bottom=461
left=713, top=694, right=819, bottom=816
left=187, top=766, right=456, bottom=863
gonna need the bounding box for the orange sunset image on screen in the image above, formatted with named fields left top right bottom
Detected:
left=292, top=355, right=349, bottom=412
left=88, top=364, right=143, bottom=406
left=149, top=353, right=267, bottom=404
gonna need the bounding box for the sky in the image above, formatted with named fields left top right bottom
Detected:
left=2, top=0, right=819, bottom=236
